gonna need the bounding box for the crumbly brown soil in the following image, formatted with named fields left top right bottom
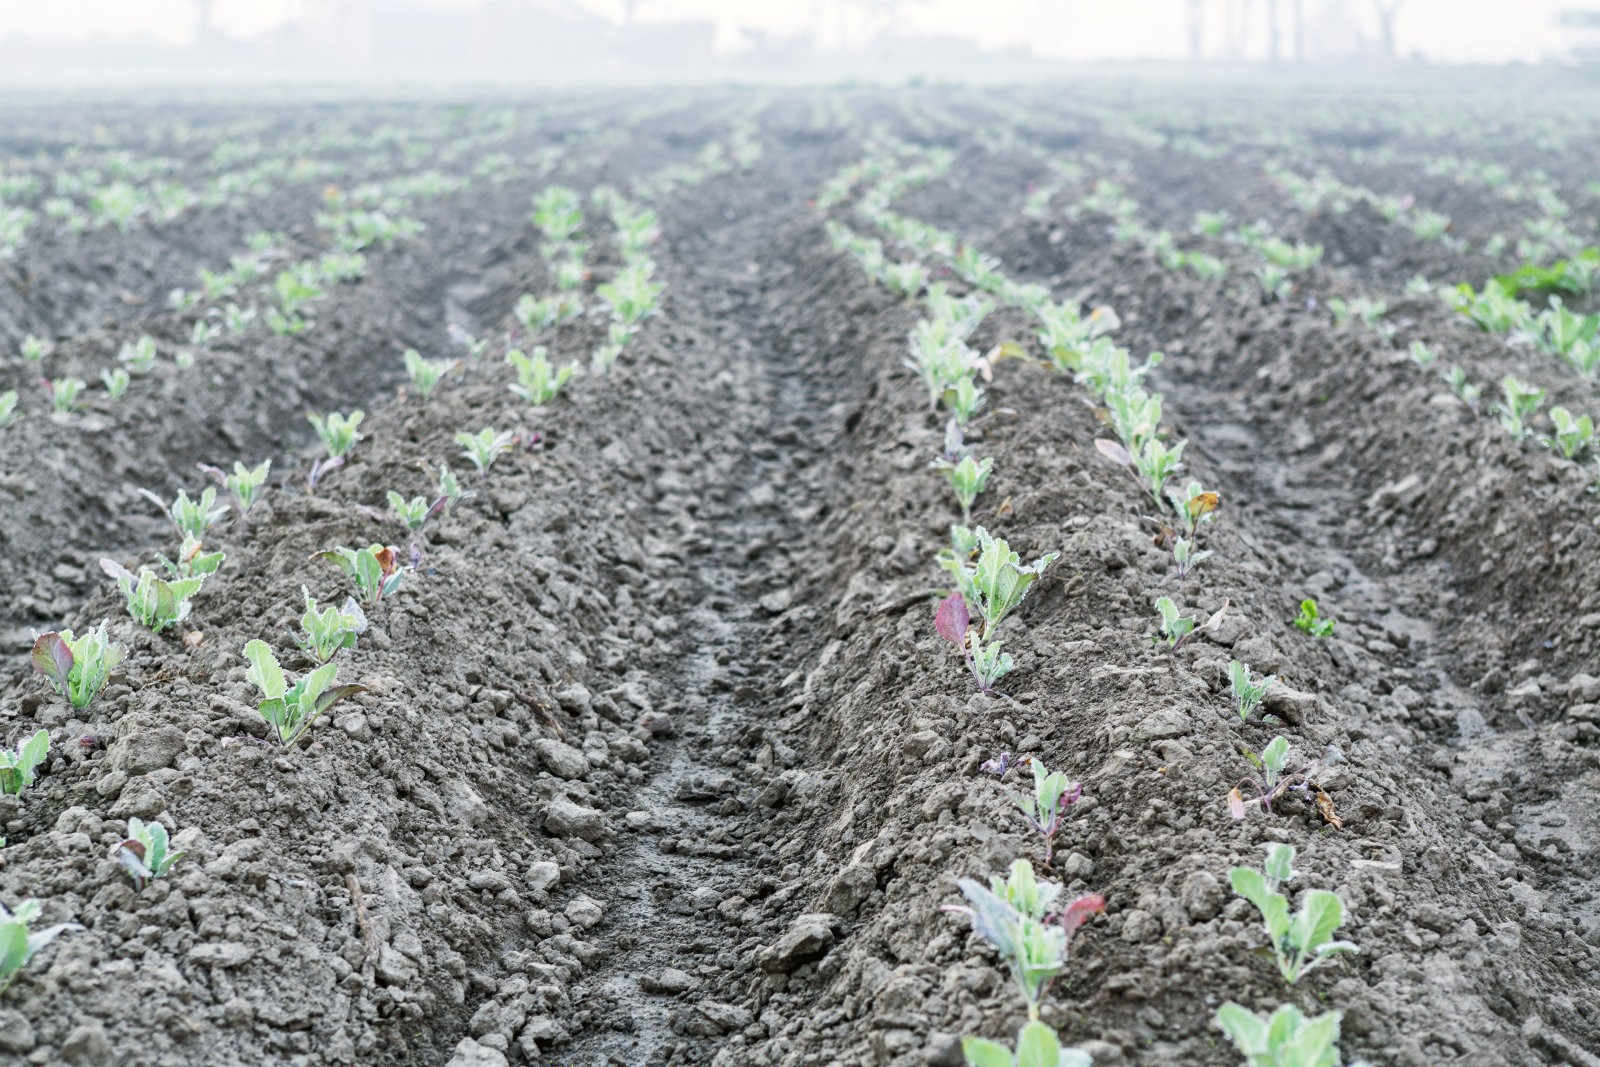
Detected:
left=2, top=84, right=1598, bottom=1067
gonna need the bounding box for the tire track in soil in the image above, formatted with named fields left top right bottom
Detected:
left=551, top=127, right=851, bottom=1065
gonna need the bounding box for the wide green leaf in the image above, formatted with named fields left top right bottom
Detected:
left=960, top=1036, right=1014, bottom=1067
left=244, top=640, right=286, bottom=701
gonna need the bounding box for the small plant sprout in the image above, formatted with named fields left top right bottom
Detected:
left=0, top=730, right=50, bottom=796
left=387, top=490, right=430, bottom=531
left=190, top=319, right=219, bottom=347
left=112, top=817, right=184, bottom=890
left=1216, top=1003, right=1344, bottom=1067
left=50, top=377, right=85, bottom=413
left=1409, top=340, right=1436, bottom=367
left=935, top=453, right=993, bottom=523
left=884, top=260, right=929, bottom=297
left=1227, top=735, right=1341, bottom=824
left=1229, top=660, right=1275, bottom=722
left=402, top=349, right=454, bottom=398
left=597, top=262, right=664, bottom=325
left=1009, top=760, right=1084, bottom=863
left=947, top=859, right=1104, bottom=1020
left=435, top=460, right=463, bottom=506
left=201, top=459, right=270, bottom=516
left=1294, top=599, right=1335, bottom=637
left=20, top=335, right=48, bottom=361
left=308, top=409, right=364, bottom=458
left=1229, top=842, right=1357, bottom=985
left=31, top=624, right=122, bottom=710
left=138, top=485, right=228, bottom=539
left=936, top=592, right=1014, bottom=693
left=1444, top=365, right=1482, bottom=410
left=100, top=559, right=208, bottom=634
left=961, top=1021, right=1093, bottom=1067
left=1495, top=375, right=1545, bottom=439
left=118, top=335, right=157, bottom=374
left=156, top=533, right=224, bottom=579
left=942, top=375, right=987, bottom=426
left=1544, top=407, right=1594, bottom=459
left=298, top=587, right=367, bottom=663
left=0, top=389, right=16, bottom=427
left=942, top=527, right=1058, bottom=639
left=315, top=544, right=404, bottom=606
left=456, top=428, right=517, bottom=474
left=1154, top=597, right=1196, bottom=648
left=243, top=640, right=364, bottom=750
left=506, top=347, right=577, bottom=405
left=1173, top=537, right=1211, bottom=582
left=100, top=367, right=129, bottom=399
left=0, top=898, right=81, bottom=995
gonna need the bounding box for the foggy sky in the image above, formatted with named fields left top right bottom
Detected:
left=0, top=0, right=1575, bottom=63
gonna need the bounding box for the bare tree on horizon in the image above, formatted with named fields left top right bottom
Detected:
left=1374, top=0, right=1404, bottom=57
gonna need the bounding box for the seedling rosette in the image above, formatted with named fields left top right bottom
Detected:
left=0, top=899, right=81, bottom=995
left=244, top=640, right=365, bottom=750
left=112, top=817, right=184, bottom=890
left=961, top=1021, right=1093, bottom=1067
left=0, top=730, right=50, bottom=796
left=1228, top=843, right=1358, bottom=985
left=1009, top=760, right=1084, bottom=863
left=314, top=544, right=404, bottom=606
left=31, top=623, right=122, bottom=709
left=936, top=592, right=1013, bottom=693
left=100, top=558, right=208, bottom=634
left=945, top=859, right=1104, bottom=1019
left=1216, top=1002, right=1344, bottom=1067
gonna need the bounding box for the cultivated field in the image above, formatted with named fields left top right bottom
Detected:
left=2, top=80, right=1599, bottom=1066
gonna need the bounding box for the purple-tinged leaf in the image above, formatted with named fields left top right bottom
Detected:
left=979, top=751, right=1014, bottom=777
left=31, top=633, right=74, bottom=688
left=1060, top=894, right=1105, bottom=945
left=1094, top=438, right=1132, bottom=467
left=935, top=593, right=970, bottom=647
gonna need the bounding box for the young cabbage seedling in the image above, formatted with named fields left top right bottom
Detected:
left=1408, top=340, right=1436, bottom=367
left=155, top=534, right=224, bottom=579
left=942, top=527, right=1058, bottom=639
left=100, top=367, right=129, bottom=400
left=387, top=490, right=430, bottom=531
left=1443, top=365, right=1482, bottom=410
left=935, top=593, right=1014, bottom=693
left=1172, top=537, right=1210, bottom=582
left=243, top=640, right=364, bottom=750
left=112, top=817, right=184, bottom=891
left=198, top=459, right=270, bottom=517
left=31, top=623, right=122, bottom=710
left=402, top=349, right=455, bottom=398
left=50, top=377, right=85, bottom=413
left=935, top=453, right=994, bottom=523
left=1009, top=760, right=1084, bottom=863
left=315, top=544, right=404, bottom=606
left=1495, top=375, right=1545, bottom=440
left=0, top=389, right=16, bottom=428
left=961, top=1021, right=1093, bottom=1067
left=308, top=410, right=364, bottom=458
left=118, top=335, right=157, bottom=375
left=947, top=859, right=1103, bottom=1019
left=0, top=730, right=50, bottom=796
left=1153, top=597, right=1196, bottom=648
left=1293, top=599, right=1335, bottom=637
left=1229, top=660, right=1275, bottom=722
left=1215, top=1002, right=1344, bottom=1067
left=597, top=262, right=664, bottom=325
left=506, top=347, right=577, bottom=405
left=298, top=587, right=367, bottom=662
left=100, top=559, right=207, bottom=634
left=456, top=427, right=517, bottom=474
left=139, top=486, right=228, bottom=539
left=20, top=335, right=48, bottom=361
left=942, top=375, right=987, bottom=426
left=0, top=898, right=81, bottom=995
left=1229, top=842, right=1357, bottom=985
left=1544, top=407, right=1594, bottom=459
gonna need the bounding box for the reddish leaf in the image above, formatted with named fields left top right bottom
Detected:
left=31, top=633, right=74, bottom=688
left=935, top=593, right=970, bottom=647
left=1094, top=438, right=1132, bottom=467
left=1060, top=894, right=1106, bottom=944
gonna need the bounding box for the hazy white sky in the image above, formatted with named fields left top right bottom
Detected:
left=0, top=0, right=1573, bottom=62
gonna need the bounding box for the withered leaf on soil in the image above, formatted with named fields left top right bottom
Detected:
left=1315, top=788, right=1343, bottom=830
